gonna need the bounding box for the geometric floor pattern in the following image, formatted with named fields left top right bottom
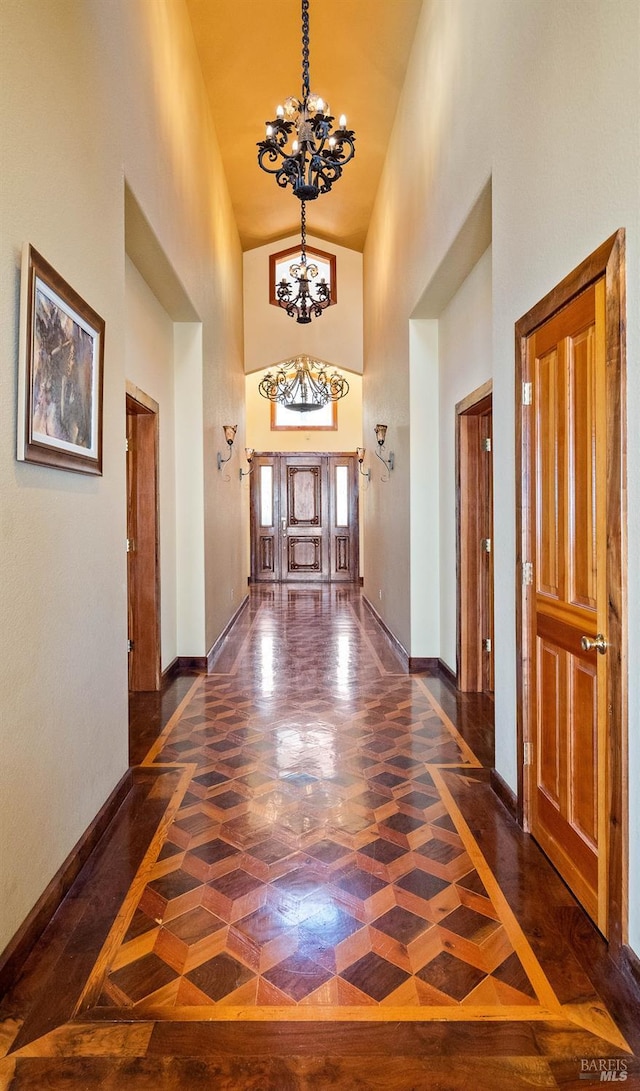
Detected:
left=1, top=586, right=637, bottom=1089
left=73, top=589, right=610, bottom=1026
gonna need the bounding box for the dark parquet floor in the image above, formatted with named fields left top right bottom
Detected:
left=1, top=585, right=638, bottom=1089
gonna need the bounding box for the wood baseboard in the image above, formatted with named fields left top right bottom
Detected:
left=207, top=594, right=249, bottom=672
left=407, top=656, right=439, bottom=674
left=362, top=596, right=409, bottom=663
left=173, top=655, right=208, bottom=673
left=490, top=768, right=517, bottom=820
left=0, top=768, right=133, bottom=998
left=161, top=657, right=181, bottom=685
left=160, top=597, right=251, bottom=679
left=362, top=599, right=459, bottom=683
left=437, top=658, right=457, bottom=686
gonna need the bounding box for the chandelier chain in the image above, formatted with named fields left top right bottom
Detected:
left=301, top=0, right=310, bottom=98
left=300, top=201, right=307, bottom=260
left=257, top=0, right=355, bottom=202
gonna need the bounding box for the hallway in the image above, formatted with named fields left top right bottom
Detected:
left=0, top=587, right=638, bottom=1088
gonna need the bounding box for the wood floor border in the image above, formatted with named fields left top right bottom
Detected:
left=0, top=769, right=133, bottom=999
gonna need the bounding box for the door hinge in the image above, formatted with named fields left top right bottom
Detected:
left=522, top=560, right=533, bottom=585
left=522, top=381, right=533, bottom=406
left=125, top=437, right=130, bottom=452
left=482, top=637, right=492, bottom=652
left=482, top=437, right=492, bottom=453
left=524, top=741, right=532, bottom=766
left=127, top=639, right=134, bottom=653
left=481, top=537, right=492, bottom=553
left=126, top=538, right=135, bottom=553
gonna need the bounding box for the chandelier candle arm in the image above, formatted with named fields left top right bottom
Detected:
left=257, top=0, right=355, bottom=201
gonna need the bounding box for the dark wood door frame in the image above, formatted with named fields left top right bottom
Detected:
left=515, top=230, right=627, bottom=950
left=456, top=380, right=494, bottom=692
left=126, top=382, right=161, bottom=693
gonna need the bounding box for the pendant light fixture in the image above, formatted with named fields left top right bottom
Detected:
left=258, top=355, right=349, bottom=412
left=257, top=0, right=355, bottom=201
left=274, top=202, right=331, bottom=324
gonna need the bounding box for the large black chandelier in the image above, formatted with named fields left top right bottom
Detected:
left=257, top=0, right=355, bottom=201
left=258, top=355, right=349, bottom=412
left=275, top=202, right=330, bottom=324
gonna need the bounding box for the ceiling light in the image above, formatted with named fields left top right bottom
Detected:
left=274, top=202, right=330, bottom=324
left=258, top=355, right=349, bottom=412
left=257, top=0, right=355, bottom=201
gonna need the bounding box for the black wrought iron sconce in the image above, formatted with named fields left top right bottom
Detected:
left=357, top=447, right=370, bottom=482
left=217, top=424, right=237, bottom=470
left=239, top=448, right=255, bottom=480
left=374, top=423, right=394, bottom=480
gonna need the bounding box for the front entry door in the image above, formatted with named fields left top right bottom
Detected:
left=517, top=231, right=626, bottom=943
left=250, top=453, right=359, bottom=583
left=281, top=455, right=329, bottom=580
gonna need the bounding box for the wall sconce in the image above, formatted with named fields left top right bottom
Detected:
left=357, top=447, right=370, bottom=481
left=375, top=423, right=394, bottom=479
left=239, top=447, right=255, bottom=480
left=217, top=424, right=237, bottom=470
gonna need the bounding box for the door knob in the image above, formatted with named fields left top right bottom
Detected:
left=580, top=634, right=608, bottom=655
left=281, top=517, right=287, bottom=532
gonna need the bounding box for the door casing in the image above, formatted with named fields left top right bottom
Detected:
left=126, top=383, right=161, bottom=693
left=456, top=381, right=494, bottom=693
left=515, top=230, right=627, bottom=948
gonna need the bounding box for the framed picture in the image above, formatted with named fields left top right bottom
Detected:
left=17, top=244, right=104, bottom=474
left=270, top=399, right=337, bottom=431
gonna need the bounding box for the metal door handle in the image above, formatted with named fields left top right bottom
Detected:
left=580, top=634, right=608, bottom=655
left=281, top=517, right=287, bottom=533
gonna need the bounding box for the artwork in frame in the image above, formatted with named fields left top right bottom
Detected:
left=270, top=399, right=337, bottom=431
left=17, top=244, right=104, bottom=474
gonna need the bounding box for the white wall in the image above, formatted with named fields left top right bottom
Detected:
left=363, top=0, right=640, bottom=953
left=0, top=0, right=244, bottom=953
left=409, top=320, right=440, bottom=657
left=438, top=246, right=492, bottom=672
left=125, top=257, right=178, bottom=669
left=244, top=233, right=363, bottom=375
left=175, top=322, right=206, bottom=657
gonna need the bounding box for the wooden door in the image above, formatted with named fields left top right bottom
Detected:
left=281, top=455, right=329, bottom=580
left=456, top=383, right=494, bottom=693
left=250, top=453, right=359, bottom=583
left=517, top=231, right=626, bottom=944
left=529, top=282, right=605, bottom=926
left=126, top=388, right=160, bottom=691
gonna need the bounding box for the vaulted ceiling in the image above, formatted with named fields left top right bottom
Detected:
left=185, top=0, right=423, bottom=252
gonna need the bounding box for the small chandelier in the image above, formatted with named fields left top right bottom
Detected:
left=258, top=355, right=349, bottom=412
left=257, top=0, right=355, bottom=201
left=275, top=202, right=330, bottom=324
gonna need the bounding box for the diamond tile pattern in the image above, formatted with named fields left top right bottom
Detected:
left=101, top=587, right=541, bottom=1012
